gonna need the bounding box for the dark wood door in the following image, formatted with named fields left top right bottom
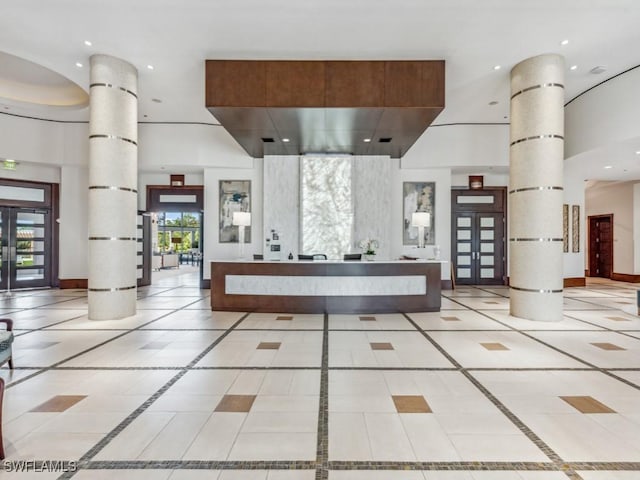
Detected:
left=589, top=215, right=613, bottom=278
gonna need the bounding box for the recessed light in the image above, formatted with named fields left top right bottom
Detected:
left=493, top=65, right=501, bottom=70
left=488, top=100, right=499, bottom=106
left=363, top=138, right=371, bottom=143
left=570, top=65, right=578, bottom=70
left=75, top=62, right=83, bottom=68
left=84, top=40, right=92, bottom=46
left=147, top=64, right=154, bottom=70
left=590, top=66, right=606, bottom=74
left=635, top=151, right=640, bottom=155
left=604, top=165, right=613, bottom=169
left=151, top=98, right=162, bottom=103
left=282, top=138, right=290, bottom=143
left=560, top=39, right=569, bottom=46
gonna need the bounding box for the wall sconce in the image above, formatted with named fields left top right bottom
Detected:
left=411, top=211, right=431, bottom=249
left=232, top=211, right=251, bottom=258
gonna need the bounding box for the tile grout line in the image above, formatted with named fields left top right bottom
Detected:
left=56, top=311, right=252, bottom=480
left=401, top=312, right=582, bottom=479
left=6, top=297, right=207, bottom=389
left=448, top=296, right=640, bottom=392
left=315, top=312, right=329, bottom=480
left=13, top=312, right=89, bottom=338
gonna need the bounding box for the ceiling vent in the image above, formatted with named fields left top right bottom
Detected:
left=261, top=137, right=275, bottom=142
left=590, top=66, right=606, bottom=74
left=379, top=137, right=393, bottom=143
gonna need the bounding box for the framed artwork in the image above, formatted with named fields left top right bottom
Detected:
left=219, top=180, right=251, bottom=243
left=563, top=204, right=569, bottom=253
left=572, top=205, right=580, bottom=252
left=403, top=181, right=435, bottom=245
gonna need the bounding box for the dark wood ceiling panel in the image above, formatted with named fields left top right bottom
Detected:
left=325, top=61, right=385, bottom=107
left=384, top=61, right=424, bottom=107
left=205, top=60, right=444, bottom=158
left=206, top=61, right=267, bottom=107
left=266, top=61, right=325, bottom=107
left=422, top=61, right=446, bottom=107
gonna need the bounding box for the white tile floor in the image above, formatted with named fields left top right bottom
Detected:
left=0, top=271, right=639, bottom=479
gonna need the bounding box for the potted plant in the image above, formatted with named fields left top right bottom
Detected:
left=358, top=238, right=379, bottom=261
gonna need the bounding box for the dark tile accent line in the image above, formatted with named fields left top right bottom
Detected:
left=6, top=297, right=211, bottom=389
left=6, top=308, right=196, bottom=389
left=315, top=312, right=329, bottom=480
left=13, top=312, right=89, bottom=337
left=80, top=460, right=317, bottom=470
left=442, top=296, right=640, bottom=392
left=57, top=312, right=251, bottom=479
left=402, top=313, right=568, bottom=468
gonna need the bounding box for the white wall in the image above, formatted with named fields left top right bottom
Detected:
left=203, top=162, right=263, bottom=279
left=59, top=165, right=88, bottom=278
left=635, top=184, right=640, bottom=275
left=585, top=181, right=637, bottom=275
left=563, top=158, right=587, bottom=278
left=565, top=67, right=640, bottom=158
left=403, top=124, right=509, bottom=169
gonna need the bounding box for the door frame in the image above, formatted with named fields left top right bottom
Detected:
left=587, top=213, right=614, bottom=278
left=451, top=187, right=507, bottom=285
left=0, top=178, right=59, bottom=289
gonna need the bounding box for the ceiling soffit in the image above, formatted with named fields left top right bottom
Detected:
left=205, top=60, right=445, bottom=158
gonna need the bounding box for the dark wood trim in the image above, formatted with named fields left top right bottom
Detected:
left=146, top=185, right=204, bottom=213
left=211, top=261, right=441, bottom=314
left=564, top=277, right=586, bottom=287
left=59, top=279, right=87, bottom=289
left=51, top=182, right=60, bottom=288
left=611, top=273, right=640, bottom=283
left=201, top=279, right=211, bottom=290
left=585, top=269, right=590, bottom=277
left=441, top=280, right=453, bottom=290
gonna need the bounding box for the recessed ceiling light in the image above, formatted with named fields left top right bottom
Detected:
left=363, top=138, right=371, bottom=143
left=84, top=40, right=92, bottom=46
left=493, top=65, right=501, bottom=70
left=151, top=98, right=162, bottom=103
left=604, top=165, right=613, bottom=169
left=282, top=138, right=290, bottom=143
left=75, top=62, right=83, bottom=68
left=570, top=65, right=578, bottom=71
left=147, top=64, right=154, bottom=70
left=488, top=100, right=499, bottom=106
left=590, top=66, right=606, bottom=74
left=635, top=151, right=640, bottom=155
left=560, top=39, right=569, bottom=46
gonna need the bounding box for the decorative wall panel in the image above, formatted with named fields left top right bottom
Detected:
left=301, top=156, right=353, bottom=260
left=263, top=156, right=299, bottom=259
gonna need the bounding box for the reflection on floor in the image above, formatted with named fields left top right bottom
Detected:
left=1, top=274, right=639, bottom=479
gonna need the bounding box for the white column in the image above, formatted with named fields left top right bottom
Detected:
left=88, top=54, right=138, bottom=320
left=509, top=54, right=565, bottom=322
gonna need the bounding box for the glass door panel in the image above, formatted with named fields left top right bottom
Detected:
left=0, top=207, right=51, bottom=290
left=453, top=211, right=504, bottom=285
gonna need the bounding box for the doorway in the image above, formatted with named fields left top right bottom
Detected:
left=588, top=214, right=613, bottom=278
left=451, top=188, right=507, bottom=285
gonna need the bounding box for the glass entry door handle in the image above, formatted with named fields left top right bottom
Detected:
left=9, top=246, right=16, bottom=261
left=1, top=246, right=7, bottom=262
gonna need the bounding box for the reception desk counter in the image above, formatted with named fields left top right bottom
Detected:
left=210, top=260, right=441, bottom=314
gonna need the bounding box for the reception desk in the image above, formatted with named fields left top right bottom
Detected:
left=210, top=260, right=441, bottom=314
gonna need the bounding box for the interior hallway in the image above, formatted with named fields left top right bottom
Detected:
left=0, top=272, right=639, bottom=479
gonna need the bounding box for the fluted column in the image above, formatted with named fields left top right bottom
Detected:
left=88, top=54, right=138, bottom=320
left=509, top=54, right=564, bottom=322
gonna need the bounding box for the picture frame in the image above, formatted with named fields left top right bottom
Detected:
left=219, top=180, right=251, bottom=243
left=572, top=205, right=580, bottom=253
left=403, top=181, right=435, bottom=245
left=563, top=204, right=569, bottom=253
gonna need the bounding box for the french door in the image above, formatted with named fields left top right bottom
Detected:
left=0, top=207, right=52, bottom=290
left=451, top=188, right=507, bottom=286
left=453, top=212, right=505, bottom=284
